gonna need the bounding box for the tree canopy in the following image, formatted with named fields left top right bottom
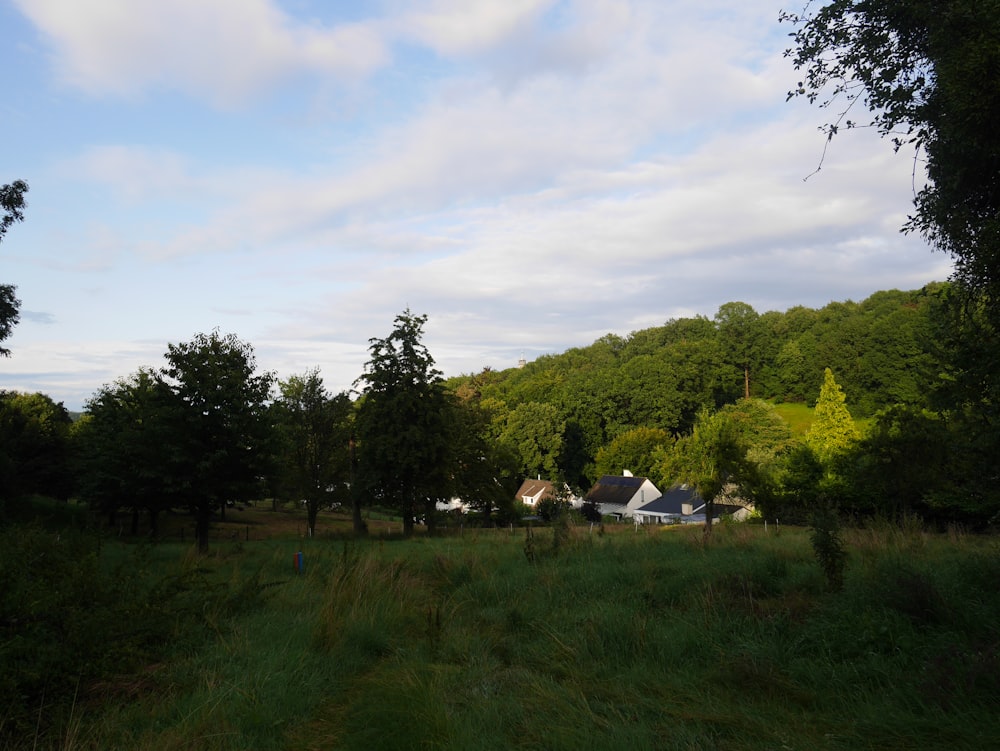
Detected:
left=782, top=1, right=1000, bottom=308
left=355, top=310, right=451, bottom=536
left=272, top=369, right=353, bottom=538
left=162, top=331, right=275, bottom=551
left=0, top=180, right=28, bottom=357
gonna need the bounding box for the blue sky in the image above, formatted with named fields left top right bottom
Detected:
left=1, top=0, right=951, bottom=411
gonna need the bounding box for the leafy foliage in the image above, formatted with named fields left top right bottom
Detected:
left=782, top=2, right=1000, bottom=307
left=809, top=506, right=848, bottom=592
left=272, top=369, right=353, bottom=537
left=356, top=310, right=451, bottom=536
left=76, top=370, right=176, bottom=534
left=0, top=179, right=27, bottom=357
left=162, top=331, right=275, bottom=551
left=805, top=368, right=859, bottom=463
left=0, top=391, right=73, bottom=511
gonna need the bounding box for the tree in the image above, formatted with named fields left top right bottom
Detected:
left=805, top=368, right=860, bottom=464
left=449, top=392, right=522, bottom=525
left=76, top=369, right=177, bottom=534
left=851, top=404, right=947, bottom=517
left=782, top=2, right=1000, bottom=309
left=661, top=408, right=745, bottom=539
left=499, top=401, right=565, bottom=481
left=0, top=391, right=73, bottom=513
left=355, top=310, right=451, bottom=536
left=593, top=426, right=671, bottom=483
left=0, top=180, right=28, bottom=357
left=162, top=331, right=275, bottom=552
left=273, top=369, right=353, bottom=538
left=715, top=302, right=762, bottom=399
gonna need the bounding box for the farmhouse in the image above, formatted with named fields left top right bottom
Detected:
left=632, top=484, right=704, bottom=524
left=583, top=472, right=662, bottom=520
left=632, top=483, right=756, bottom=524
left=514, top=478, right=555, bottom=507
left=513, top=478, right=583, bottom=509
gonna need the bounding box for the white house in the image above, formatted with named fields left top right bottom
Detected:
left=583, top=472, right=662, bottom=519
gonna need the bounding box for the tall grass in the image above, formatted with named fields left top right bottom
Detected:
left=12, top=521, right=1000, bottom=750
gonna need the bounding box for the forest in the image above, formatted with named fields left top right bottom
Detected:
left=2, top=280, right=998, bottom=546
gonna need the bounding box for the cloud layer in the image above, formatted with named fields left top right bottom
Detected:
left=1, top=0, right=950, bottom=410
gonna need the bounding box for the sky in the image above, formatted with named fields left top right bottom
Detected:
left=0, top=0, right=952, bottom=412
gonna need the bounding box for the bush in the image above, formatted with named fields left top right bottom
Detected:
left=809, top=507, right=848, bottom=592
left=0, top=524, right=222, bottom=746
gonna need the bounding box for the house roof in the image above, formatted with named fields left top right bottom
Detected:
left=515, top=478, right=554, bottom=500
left=584, top=475, right=650, bottom=507
left=634, top=485, right=703, bottom=516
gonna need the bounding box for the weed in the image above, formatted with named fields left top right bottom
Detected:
left=809, top=507, right=848, bottom=592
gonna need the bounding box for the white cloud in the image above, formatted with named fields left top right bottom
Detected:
left=395, top=0, right=559, bottom=57
left=13, top=0, right=388, bottom=104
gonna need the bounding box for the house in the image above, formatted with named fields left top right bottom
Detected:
left=632, top=484, right=704, bottom=524
left=633, top=483, right=756, bottom=524
left=513, top=479, right=583, bottom=509
left=583, top=472, right=662, bottom=519
left=514, top=478, right=555, bottom=507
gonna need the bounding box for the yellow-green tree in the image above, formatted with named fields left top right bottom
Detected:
left=806, top=368, right=859, bottom=464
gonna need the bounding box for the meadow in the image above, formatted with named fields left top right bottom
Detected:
left=4, top=508, right=1000, bottom=750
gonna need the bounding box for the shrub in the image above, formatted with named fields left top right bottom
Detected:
left=809, top=507, right=847, bottom=592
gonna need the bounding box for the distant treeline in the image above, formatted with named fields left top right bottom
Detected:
left=447, top=283, right=952, bottom=488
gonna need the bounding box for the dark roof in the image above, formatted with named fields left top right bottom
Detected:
left=584, top=475, right=648, bottom=506
left=634, top=485, right=702, bottom=515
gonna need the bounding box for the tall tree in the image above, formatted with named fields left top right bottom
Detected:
left=449, top=393, right=522, bottom=524
left=715, top=302, right=761, bottom=400
left=0, top=180, right=28, bottom=357
left=355, top=310, right=451, bottom=536
left=499, top=401, right=565, bottom=481
left=0, top=391, right=73, bottom=512
left=76, top=369, right=177, bottom=534
left=162, top=331, right=274, bottom=552
left=805, top=368, right=860, bottom=464
left=273, top=369, right=352, bottom=538
left=662, top=408, right=745, bottom=539
left=594, top=426, right=671, bottom=482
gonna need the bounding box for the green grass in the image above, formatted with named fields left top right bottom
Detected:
left=772, top=402, right=814, bottom=435
left=8, top=518, right=1000, bottom=750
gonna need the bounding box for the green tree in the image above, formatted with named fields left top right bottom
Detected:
left=661, top=408, right=745, bottom=539
left=805, top=368, right=860, bottom=463
left=499, top=401, right=565, bottom=481
left=356, top=310, right=451, bottom=536
left=162, top=331, right=275, bottom=552
left=851, top=405, right=947, bottom=516
left=593, top=426, right=671, bottom=482
left=715, top=301, right=762, bottom=399
left=450, top=391, right=521, bottom=525
left=77, top=369, right=177, bottom=534
left=782, top=2, right=1000, bottom=307
left=0, top=180, right=28, bottom=357
left=0, top=391, right=73, bottom=512
left=273, top=369, right=353, bottom=538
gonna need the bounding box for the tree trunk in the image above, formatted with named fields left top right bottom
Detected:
left=744, top=365, right=750, bottom=400
left=307, top=500, right=318, bottom=539
left=703, top=497, right=715, bottom=540
left=148, top=507, right=159, bottom=538
left=350, top=436, right=367, bottom=535
left=130, top=507, right=139, bottom=536
left=424, top=498, right=437, bottom=536
left=195, top=503, right=210, bottom=553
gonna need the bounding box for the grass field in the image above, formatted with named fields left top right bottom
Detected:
left=10, top=509, right=999, bottom=751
